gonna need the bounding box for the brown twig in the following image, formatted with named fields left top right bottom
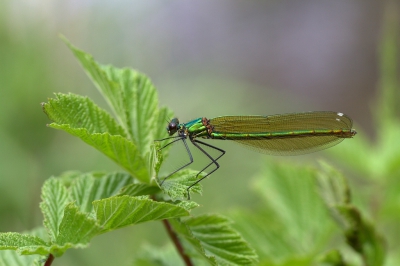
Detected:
left=161, top=219, right=193, bottom=266
left=151, top=194, right=193, bottom=265
left=44, top=254, right=54, bottom=266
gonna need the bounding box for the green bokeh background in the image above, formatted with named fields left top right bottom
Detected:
left=0, top=1, right=398, bottom=265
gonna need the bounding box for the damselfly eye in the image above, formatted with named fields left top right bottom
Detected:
left=167, top=118, right=179, bottom=135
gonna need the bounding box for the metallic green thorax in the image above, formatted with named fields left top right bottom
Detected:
left=181, top=118, right=208, bottom=138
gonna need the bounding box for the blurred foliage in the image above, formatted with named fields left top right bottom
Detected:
left=228, top=3, right=400, bottom=265
left=0, top=1, right=399, bottom=266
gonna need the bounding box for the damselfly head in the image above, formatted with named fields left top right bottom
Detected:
left=167, top=118, right=180, bottom=136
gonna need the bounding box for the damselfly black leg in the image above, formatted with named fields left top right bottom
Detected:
left=191, top=140, right=225, bottom=176
left=155, top=137, right=225, bottom=199
left=187, top=139, right=225, bottom=199
left=155, top=135, right=184, bottom=150
left=155, top=137, right=194, bottom=185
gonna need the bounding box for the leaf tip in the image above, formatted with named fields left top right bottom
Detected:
left=58, top=34, right=70, bottom=46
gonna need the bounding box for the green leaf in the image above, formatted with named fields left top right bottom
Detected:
left=160, top=169, right=203, bottom=200
left=117, top=183, right=161, bottom=197
left=54, top=203, right=101, bottom=255
left=318, top=249, right=353, bottom=266
left=336, top=206, right=385, bottom=265
left=132, top=244, right=185, bottom=266
left=47, top=38, right=176, bottom=186
left=1, top=172, right=194, bottom=258
left=230, top=161, right=335, bottom=264
left=93, top=195, right=191, bottom=232
left=317, top=161, right=386, bottom=266
left=0, top=250, right=43, bottom=266
left=175, top=201, right=199, bottom=212
left=185, top=215, right=258, bottom=265
left=154, top=106, right=175, bottom=159
left=61, top=37, right=169, bottom=159
left=49, top=124, right=150, bottom=182
left=43, top=93, right=151, bottom=182
left=146, top=142, right=163, bottom=181
left=0, top=233, right=48, bottom=256
left=42, top=93, right=126, bottom=136
left=40, top=178, right=70, bottom=243
left=154, top=107, right=174, bottom=141
left=70, top=172, right=134, bottom=213
left=56, top=171, right=84, bottom=188
left=316, top=161, right=351, bottom=208
left=28, top=227, right=50, bottom=243
left=100, top=65, right=158, bottom=156
left=60, top=36, right=126, bottom=128
left=253, top=162, right=334, bottom=253
left=170, top=215, right=258, bottom=266
left=169, top=219, right=217, bottom=265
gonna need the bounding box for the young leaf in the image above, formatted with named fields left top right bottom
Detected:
left=252, top=162, right=335, bottom=249
left=230, top=161, right=335, bottom=264
left=146, top=142, right=163, bottom=181
left=69, top=172, right=134, bottom=213
left=100, top=65, right=158, bottom=156
left=0, top=171, right=198, bottom=260
left=93, top=195, right=192, bottom=232
left=132, top=243, right=185, bottom=266
left=48, top=39, right=175, bottom=183
left=154, top=107, right=174, bottom=141
left=318, top=249, right=348, bottom=266
left=0, top=233, right=48, bottom=256
left=61, top=37, right=169, bottom=159
left=170, top=215, right=258, bottom=266
left=159, top=169, right=203, bottom=200
left=43, top=93, right=151, bottom=182
left=49, top=124, right=150, bottom=182
left=169, top=219, right=217, bottom=265
left=55, top=203, right=101, bottom=253
left=174, top=201, right=199, bottom=212
left=40, top=178, right=70, bottom=243
left=60, top=36, right=126, bottom=128
left=117, top=183, right=161, bottom=197
left=0, top=250, right=43, bottom=266
left=56, top=171, right=85, bottom=187
left=317, top=161, right=386, bottom=266
left=185, top=215, right=258, bottom=265
left=154, top=106, right=175, bottom=159
left=42, top=93, right=126, bottom=136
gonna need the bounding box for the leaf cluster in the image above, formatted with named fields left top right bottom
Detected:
left=0, top=37, right=257, bottom=266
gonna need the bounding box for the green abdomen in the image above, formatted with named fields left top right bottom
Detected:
left=211, top=129, right=355, bottom=140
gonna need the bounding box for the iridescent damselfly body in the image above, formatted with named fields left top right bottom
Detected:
left=155, top=111, right=356, bottom=199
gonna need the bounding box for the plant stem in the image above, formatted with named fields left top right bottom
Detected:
left=150, top=195, right=192, bottom=265
left=162, top=219, right=193, bottom=266
left=44, top=254, right=54, bottom=266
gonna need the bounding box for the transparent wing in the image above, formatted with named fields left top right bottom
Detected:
left=209, top=111, right=354, bottom=155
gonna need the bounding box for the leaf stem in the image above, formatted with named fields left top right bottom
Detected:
left=44, top=254, right=54, bottom=266
left=162, top=219, right=193, bottom=266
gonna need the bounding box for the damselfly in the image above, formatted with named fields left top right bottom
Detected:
left=155, top=111, right=356, bottom=199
